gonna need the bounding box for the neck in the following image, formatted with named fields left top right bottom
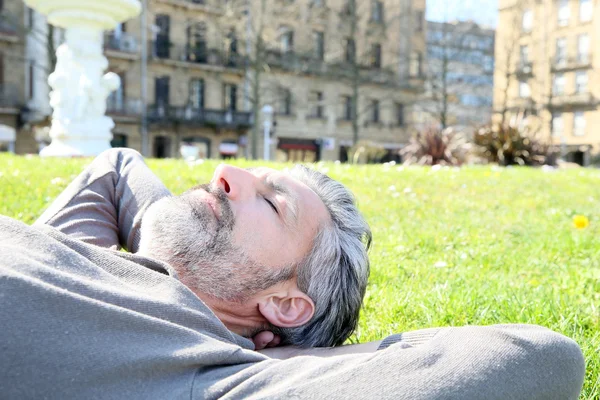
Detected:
left=198, top=293, right=268, bottom=337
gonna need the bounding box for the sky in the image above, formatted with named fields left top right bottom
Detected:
left=426, top=0, right=498, bottom=28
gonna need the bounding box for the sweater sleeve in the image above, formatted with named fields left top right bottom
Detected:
left=34, top=148, right=171, bottom=252
left=196, top=324, right=585, bottom=400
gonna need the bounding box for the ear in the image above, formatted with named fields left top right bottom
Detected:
left=258, top=288, right=315, bottom=328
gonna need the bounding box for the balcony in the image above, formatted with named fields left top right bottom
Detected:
left=0, top=84, right=23, bottom=109
left=551, top=56, right=592, bottom=72
left=550, top=92, right=596, bottom=108
left=507, top=96, right=535, bottom=110
left=516, top=62, right=533, bottom=77
left=155, top=0, right=224, bottom=14
left=264, top=49, right=328, bottom=75
left=104, top=33, right=139, bottom=59
left=106, top=98, right=143, bottom=121
left=148, top=105, right=252, bottom=129
left=150, top=41, right=242, bottom=70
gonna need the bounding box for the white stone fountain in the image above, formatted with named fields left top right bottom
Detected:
left=24, top=0, right=141, bottom=157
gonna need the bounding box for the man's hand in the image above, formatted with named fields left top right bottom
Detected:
left=252, top=331, right=281, bottom=350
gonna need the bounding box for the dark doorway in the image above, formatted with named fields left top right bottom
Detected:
left=570, top=151, right=585, bottom=166
left=154, top=136, right=171, bottom=158
left=111, top=133, right=128, bottom=148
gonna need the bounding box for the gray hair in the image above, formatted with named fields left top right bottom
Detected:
left=274, top=165, right=372, bottom=347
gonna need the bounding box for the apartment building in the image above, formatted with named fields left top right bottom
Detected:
left=418, top=20, right=495, bottom=132
left=9, top=0, right=426, bottom=161
left=0, top=0, right=27, bottom=152
left=495, top=0, right=597, bottom=165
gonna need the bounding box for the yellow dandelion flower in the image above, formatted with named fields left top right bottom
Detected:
left=573, top=215, right=590, bottom=229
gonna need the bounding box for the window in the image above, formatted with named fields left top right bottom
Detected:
left=108, top=72, right=125, bottom=111
left=312, top=0, right=324, bottom=6
left=314, top=31, right=324, bottom=60
left=309, top=91, right=324, bottom=118
left=223, top=83, right=237, bottom=111
left=371, top=100, right=380, bottom=123
left=575, top=71, right=588, bottom=93
left=395, top=103, right=405, bottom=126
left=522, top=9, right=533, bottom=31
left=409, top=51, right=422, bottom=77
left=460, top=95, right=493, bottom=107
left=344, top=38, right=355, bottom=62
left=341, top=95, right=353, bottom=120
left=558, top=0, right=570, bottom=26
left=189, top=79, right=205, bottom=109
left=371, top=44, right=382, bottom=68
left=278, top=88, right=292, bottom=115
left=186, top=23, right=207, bottom=63
left=155, top=14, right=170, bottom=58
left=574, top=111, right=586, bottom=136
left=28, top=61, right=35, bottom=100
left=280, top=27, right=294, bottom=52
left=415, top=11, right=424, bottom=32
left=553, top=73, right=565, bottom=95
left=580, top=0, right=593, bottom=22
left=483, top=55, right=494, bottom=72
left=577, top=34, right=589, bottom=63
left=552, top=112, right=564, bottom=136
left=0, top=53, right=4, bottom=85
left=555, top=38, right=567, bottom=64
left=27, top=7, right=34, bottom=29
left=155, top=76, right=170, bottom=106
left=227, top=28, right=238, bottom=55
left=371, top=1, right=384, bottom=22
left=519, top=80, right=531, bottom=98
left=111, top=134, right=128, bottom=149
left=519, top=45, right=529, bottom=65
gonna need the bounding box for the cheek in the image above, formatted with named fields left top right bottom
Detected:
left=231, top=205, right=284, bottom=262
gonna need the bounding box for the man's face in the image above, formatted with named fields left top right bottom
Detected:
left=139, top=165, right=330, bottom=302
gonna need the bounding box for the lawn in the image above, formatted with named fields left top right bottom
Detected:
left=1, top=153, right=599, bottom=397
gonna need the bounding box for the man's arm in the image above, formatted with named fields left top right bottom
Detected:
left=206, top=325, right=585, bottom=400
left=34, top=149, right=171, bottom=252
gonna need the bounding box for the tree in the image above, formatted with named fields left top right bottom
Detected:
left=220, top=0, right=303, bottom=159
left=221, top=0, right=421, bottom=158
left=327, top=0, right=417, bottom=145
left=419, top=20, right=494, bottom=131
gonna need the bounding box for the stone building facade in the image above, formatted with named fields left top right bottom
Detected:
left=8, top=0, right=426, bottom=161
left=0, top=1, right=27, bottom=153
left=495, top=0, right=598, bottom=165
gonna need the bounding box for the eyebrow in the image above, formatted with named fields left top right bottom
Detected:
left=247, top=168, right=299, bottom=227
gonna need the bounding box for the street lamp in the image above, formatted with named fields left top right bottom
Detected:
left=262, top=105, right=273, bottom=161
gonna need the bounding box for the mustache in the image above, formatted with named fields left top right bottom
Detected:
left=187, top=183, right=235, bottom=231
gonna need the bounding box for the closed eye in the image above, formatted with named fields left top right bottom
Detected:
left=264, top=197, right=279, bottom=214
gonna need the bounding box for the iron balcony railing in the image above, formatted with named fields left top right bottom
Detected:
left=151, top=40, right=241, bottom=68
left=106, top=97, right=143, bottom=116
left=148, top=105, right=252, bottom=128
left=550, top=92, right=595, bottom=108
left=552, top=56, right=592, bottom=71
left=104, top=33, right=139, bottom=54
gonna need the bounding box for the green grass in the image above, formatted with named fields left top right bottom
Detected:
left=1, top=154, right=599, bottom=397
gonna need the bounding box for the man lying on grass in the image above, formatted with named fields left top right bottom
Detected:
left=0, top=148, right=585, bottom=399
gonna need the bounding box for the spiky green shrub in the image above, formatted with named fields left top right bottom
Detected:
left=474, top=122, right=557, bottom=166
left=401, top=127, right=470, bottom=166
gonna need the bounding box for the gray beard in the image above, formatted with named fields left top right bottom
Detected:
left=138, top=184, right=293, bottom=303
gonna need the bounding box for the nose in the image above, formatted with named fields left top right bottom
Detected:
left=212, top=164, right=255, bottom=201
